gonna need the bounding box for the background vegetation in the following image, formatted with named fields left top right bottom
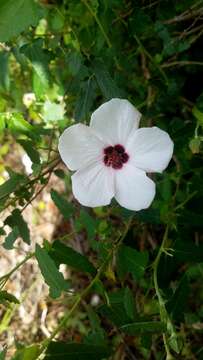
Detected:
left=0, top=0, right=203, bottom=359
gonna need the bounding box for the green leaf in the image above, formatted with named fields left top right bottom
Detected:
left=5, top=209, right=30, bottom=245
left=86, top=306, right=103, bottom=334
left=0, top=172, right=26, bottom=200
left=0, top=0, right=41, bottom=42
left=0, top=290, right=20, bottom=304
left=192, top=106, right=203, bottom=127
left=76, top=210, right=97, bottom=241
left=124, top=287, right=137, bottom=320
left=99, top=288, right=135, bottom=327
left=167, top=274, right=189, bottom=321
left=11, top=345, right=40, bottom=360
left=3, top=226, right=19, bottom=249
left=120, top=321, right=166, bottom=334
left=117, top=245, right=148, bottom=280
left=51, top=189, right=74, bottom=219
left=135, top=208, right=161, bottom=225
left=179, top=210, right=203, bottom=228
left=92, top=59, right=124, bottom=100
left=35, top=244, right=70, bottom=299
left=0, top=350, right=6, bottom=360
left=174, top=240, right=203, bottom=262
left=21, top=39, right=51, bottom=91
left=66, top=51, right=83, bottom=76
left=50, top=241, right=96, bottom=275
left=8, top=113, right=34, bottom=135
left=0, top=227, right=6, bottom=236
left=44, top=342, right=111, bottom=360
left=84, top=331, right=107, bottom=347
left=130, top=9, right=152, bottom=35
left=75, top=78, right=96, bottom=121
left=18, top=139, right=40, bottom=164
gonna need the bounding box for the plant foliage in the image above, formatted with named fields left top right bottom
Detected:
left=0, top=0, right=202, bottom=359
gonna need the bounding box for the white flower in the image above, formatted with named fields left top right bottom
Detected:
left=22, top=93, right=36, bottom=108
left=58, top=98, right=174, bottom=211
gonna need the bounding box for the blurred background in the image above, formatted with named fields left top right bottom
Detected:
left=0, top=0, right=203, bottom=359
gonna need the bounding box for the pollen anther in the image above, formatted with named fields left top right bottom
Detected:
left=103, top=144, right=129, bottom=169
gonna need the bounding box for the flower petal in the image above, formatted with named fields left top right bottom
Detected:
left=127, top=127, right=174, bottom=173
left=72, top=162, right=115, bottom=207
left=90, top=98, right=141, bottom=145
left=115, top=164, right=155, bottom=211
left=58, top=124, right=105, bottom=171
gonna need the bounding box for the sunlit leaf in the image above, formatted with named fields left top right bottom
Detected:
left=0, top=290, right=20, bottom=304
left=51, top=189, right=74, bottom=219
left=50, top=241, right=96, bottom=275
left=35, top=244, right=70, bottom=299
left=0, top=0, right=42, bottom=42
left=4, top=209, right=30, bottom=245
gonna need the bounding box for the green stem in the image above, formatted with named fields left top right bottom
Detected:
left=38, top=217, right=133, bottom=357
left=80, top=0, right=120, bottom=68
left=174, top=190, right=197, bottom=211
left=153, top=225, right=174, bottom=359
left=81, top=0, right=112, bottom=49
left=0, top=252, right=34, bottom=289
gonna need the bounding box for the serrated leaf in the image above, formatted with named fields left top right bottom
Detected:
left=5, top=209, right=30, bottom=245
left=120, top=321, right=166, bottom=334
left=0, top=0, right=41, bottom=42
left=75, top=78, right=95, bottom=121
left=174, top=240, right=203, bottom=262
left=0, top=172, right=26, bottom=200
left=0, top=290, right=20, bottom=304
left=92, top=59, right=124, bottom=100
left=99, top=288, right=134, bottom=327
left=66, top=51, right=83, bottom=76
left=18, top=139, right=40, bottom=164
left=3, top=226, right=19, bottom=249
left=50, top=241, right=96, bottom=275
left=117, top=245, right=148, bottom=280
left=51, top=189, right=74, bottom=219
left=21, top=39, right=51, bottom=91
left=35, top=244, right=70, bottom=299
left=76, top=210, right=97, bottom=241
left=44, top=342, right=111, bottom=360
left=8, top=113, right=34, bottom=135
left=167, top=274, right=189, bottom=321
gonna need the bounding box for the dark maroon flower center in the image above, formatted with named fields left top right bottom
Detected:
left=103, top=144, right=129, bottom=169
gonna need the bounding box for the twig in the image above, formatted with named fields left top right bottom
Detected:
left=163, top=6, right=203, bottom=25
left=161, top=60, right=203, bottom=68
